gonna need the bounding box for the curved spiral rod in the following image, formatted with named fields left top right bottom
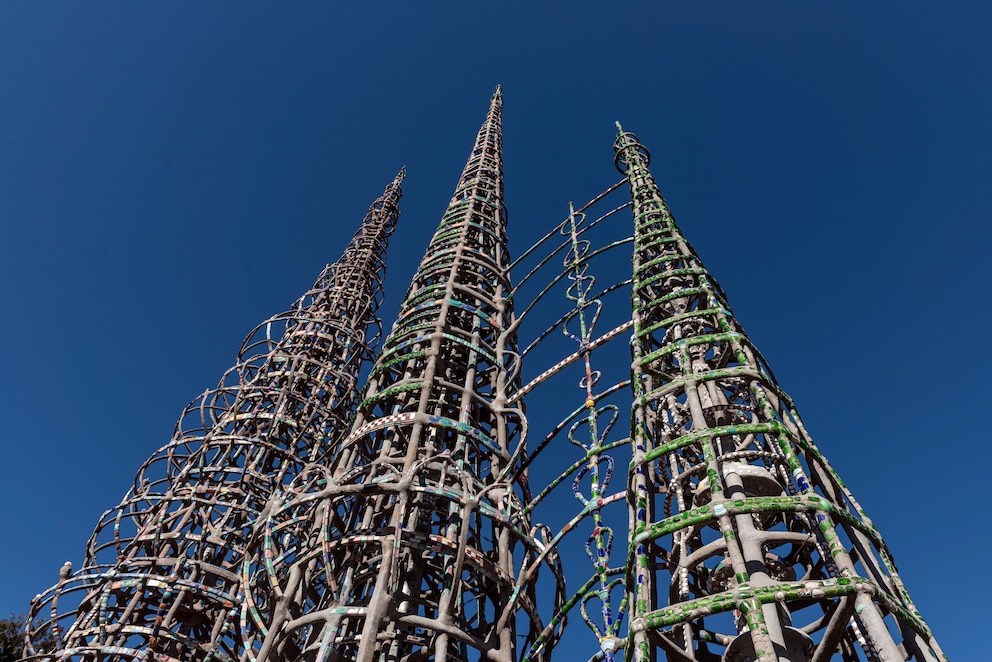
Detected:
left=558, top=201, right=627, bottom=659
left=502, top=190, right=637, bottom=662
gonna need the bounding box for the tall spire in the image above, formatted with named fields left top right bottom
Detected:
left=24, top=172, right=405, bottom=662
left=241, top=87, right=546, bottom=662
left=615, top=127, right=944, bottom=661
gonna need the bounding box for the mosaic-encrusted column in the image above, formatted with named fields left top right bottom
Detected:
left=24, top=172, right=404, bottom=662
left=241, top=87, right=544, bottom=662
left=615, top=126, right=944, bottom=662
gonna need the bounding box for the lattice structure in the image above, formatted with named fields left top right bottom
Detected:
left=23, top=90, right=947, bottom=662
left=24, top=171, right=404, bottom=662
left=615, top=126, right=945, bottom=662
left=238, top=87, right=547, bottom=662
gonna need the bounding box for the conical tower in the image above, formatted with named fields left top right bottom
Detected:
left=24, top=172, right=405, bottom=661
left=241, top=87, right=545, bottom=662
left=615, top=127, right=944, bottom=661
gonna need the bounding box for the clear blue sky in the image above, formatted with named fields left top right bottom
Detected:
left=1, top=3, right=988, bottom=658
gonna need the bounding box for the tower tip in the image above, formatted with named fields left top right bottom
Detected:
left=493, top=84, right=502, bottom=99
left=615, top=121, right=624, bottom=134
left=396, top=166, right=407, bottom=183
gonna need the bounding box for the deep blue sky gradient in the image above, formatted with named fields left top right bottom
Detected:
left=2, top=3, right=989, bottom=657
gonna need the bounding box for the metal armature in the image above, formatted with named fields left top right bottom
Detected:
left=239, top=87, right=547, bottom=662
left=22, top=89, right=947, bottom=662
left=615, top=126, right=944, bottom=662
left=24, top=171, right=404, bottom=662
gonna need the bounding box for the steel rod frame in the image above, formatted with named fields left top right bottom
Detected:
left=615, top=126, right=944, bottom=662
left=20, top=89, right=947, bottom=662
left=239, top=87, right=546, bottom=662
left=24, top=172, right=405, bottom=662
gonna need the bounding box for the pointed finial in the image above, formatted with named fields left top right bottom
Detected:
left=615, top=121, right=624, bottom=135
left=493, top=84, right=502, bottom=101
left=395, top=166, right=407, bottom=183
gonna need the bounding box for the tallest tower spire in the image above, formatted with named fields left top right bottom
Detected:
left=244, top=87, right=545, bottom=662
left=454, top=84, right=503, bottom=195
